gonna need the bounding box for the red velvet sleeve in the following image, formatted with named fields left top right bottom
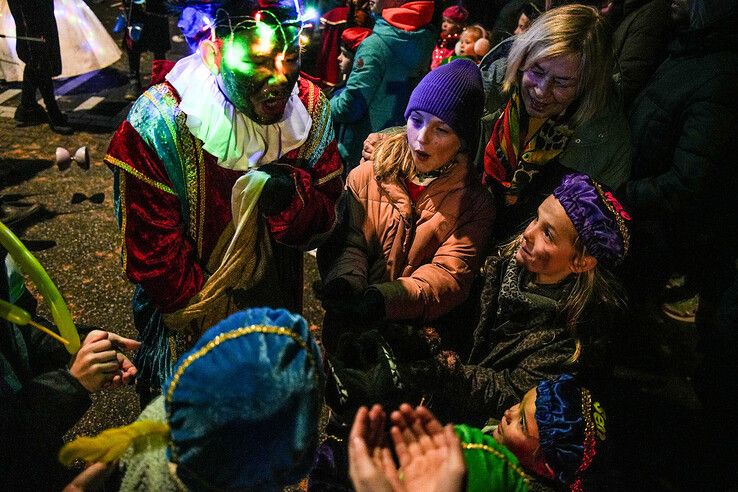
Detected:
left=107, top=122, right=205, bottom=312
left=265, top=139, right=344, bottom=249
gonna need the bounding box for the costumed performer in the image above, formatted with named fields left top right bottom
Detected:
left=105, top=0, right=343, bottom=401
left=58, top=307, right=324, bottom=491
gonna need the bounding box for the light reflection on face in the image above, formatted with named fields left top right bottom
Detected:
left=219, top=21, right=301, bottom=124
left=406, top=110, right=461, bottom=174
left=520, top=54, right=580, bottom=119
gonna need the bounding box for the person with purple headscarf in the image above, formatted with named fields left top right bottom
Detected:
left=423, top=172, right=632, bottom=425
left=338, top=172, right=631, bottom=436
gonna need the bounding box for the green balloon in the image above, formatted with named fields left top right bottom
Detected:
left=0, top=220, right=80, bottom=353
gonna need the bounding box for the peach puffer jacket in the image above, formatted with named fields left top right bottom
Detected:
left=324, top=154, right=496, bottom=322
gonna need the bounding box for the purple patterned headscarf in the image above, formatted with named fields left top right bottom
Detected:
left=553, top=173, right=631, bottom=266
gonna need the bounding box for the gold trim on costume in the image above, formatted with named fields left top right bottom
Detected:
left=105, top=154, right=176, bottom=195
left=316, top=166, right=344, bottom=186
left=119, top=171, right=128, bottom=270
left=461, top=443, right=530, bottom=483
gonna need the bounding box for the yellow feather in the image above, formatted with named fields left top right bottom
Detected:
left=59, top=420, right=170, bottom=466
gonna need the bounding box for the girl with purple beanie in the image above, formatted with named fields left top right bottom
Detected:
left=319, top=58, right=495, bottom=347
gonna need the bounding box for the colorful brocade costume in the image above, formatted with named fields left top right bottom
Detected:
left=105, top=69, right=343, bottom=388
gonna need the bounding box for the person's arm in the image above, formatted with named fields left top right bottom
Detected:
left=440, top=337, right=576, bottom=424
left=373, top=188, right=495, bottom=322
left=263, top=86, right=345, bottom=250
left=330, top=39, right=385, bottom=124
left=107, top=122, right=205, bottom=313
left=321, top=169, right=371, bottom=296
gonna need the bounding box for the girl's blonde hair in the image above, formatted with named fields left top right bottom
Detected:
left=373, top=131, right=417, bottom=181
left=372, top=128, right=466, bottom=182
left=502, top=4, right=613, bottom=127
left=500, top=233, right=626, bottom=363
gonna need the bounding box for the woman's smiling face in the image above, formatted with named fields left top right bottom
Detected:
left=520, top=53, right=580, bottom=119
left=406, top=110, right=461, bottom=174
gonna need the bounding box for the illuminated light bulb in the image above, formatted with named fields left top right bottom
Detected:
left=302, top=7, right=319, bottom=22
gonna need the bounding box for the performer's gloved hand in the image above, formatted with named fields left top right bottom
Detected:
left=318, top=277, right=357, bottom=310
left=326, top=287, right=386, bottom=323
left=258, top=164, right=295, bottom=215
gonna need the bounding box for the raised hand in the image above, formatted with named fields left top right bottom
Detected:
left=390, top=404, right=466, bottom=492
left=69, top=330, right=140, bottom=392
left=348, top=404, right=401, bottom=492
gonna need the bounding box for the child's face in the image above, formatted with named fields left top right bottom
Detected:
left=441, top=18, right=462, bottom=37
left=515, top=195, right=580, bottom=284
left=338, top=49, right=353, bottom=77
left=406, top=110, right=461, bottom=174
left=514, top=13, right=531, bottom=35
left=494, top=388, right=540, bottom=467
left=458, top=30, right=481, bottom=59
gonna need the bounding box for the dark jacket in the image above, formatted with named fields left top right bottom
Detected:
left=625, top=10, right=738, bottom=254
left=7, top=0, right=62, bottom=76
left=0, top=250, right=91, bottom=490
left=611, top=0, right=673, bottom=109
left=434, top=257, right=578, bottom=425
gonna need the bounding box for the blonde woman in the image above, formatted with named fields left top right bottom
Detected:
left=479, top=4, right=631, bottom=240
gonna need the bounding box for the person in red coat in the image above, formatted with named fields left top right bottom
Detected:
left=106, top=0, right=343, bottom=403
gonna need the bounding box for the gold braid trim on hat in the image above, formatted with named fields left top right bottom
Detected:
left=165, top=324, right=317, bottom=463
left=570, top=388, right=596, bottom=492
left=461, top=443, right=530, bottom=484
left=591, top=181, right=630, bottom=258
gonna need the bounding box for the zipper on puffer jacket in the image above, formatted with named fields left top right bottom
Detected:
left=376, top=176, right=416, bottom=256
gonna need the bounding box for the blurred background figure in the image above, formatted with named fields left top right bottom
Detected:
left=121, top=0, right=170, bottom=100
left=1, top=0, right=121, bottom=134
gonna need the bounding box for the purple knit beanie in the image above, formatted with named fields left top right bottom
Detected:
left=404, top=58, right=484, bottom=150
left=553, top=173, right=632, bottom=267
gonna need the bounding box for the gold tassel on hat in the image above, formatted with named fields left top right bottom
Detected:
left=59, top=420, right=170, bottom=466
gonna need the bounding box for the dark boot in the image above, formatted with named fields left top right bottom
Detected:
left=48, top=112, right=74, bottom=135
left=14, top=103, right=48, bottom=127
left=124, top=74, right=142, bottom=101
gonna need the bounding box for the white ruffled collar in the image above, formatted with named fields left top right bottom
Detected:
left=165, top=53, right=312, bottom=170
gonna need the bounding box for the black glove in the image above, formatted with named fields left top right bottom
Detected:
left=257, top=164, right=295, bottom=215
left=324, top=287, right=386, bottom=322
left=317, top=278, right=356, bottom=308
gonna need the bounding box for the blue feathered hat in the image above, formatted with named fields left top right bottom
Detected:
left=163, top=307, right=324, bottom=491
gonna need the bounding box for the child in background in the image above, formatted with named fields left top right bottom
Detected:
left=430, top=5, right=468, bottom=70
left=333, top=26, right=373, bottom=166
left=513, top=2, right=542, bottom=35
left=453, top=24, right=491, bottom=64
left=349, top=374, right=609, bottom=492
left=335, top=27, right=373, bottom=94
